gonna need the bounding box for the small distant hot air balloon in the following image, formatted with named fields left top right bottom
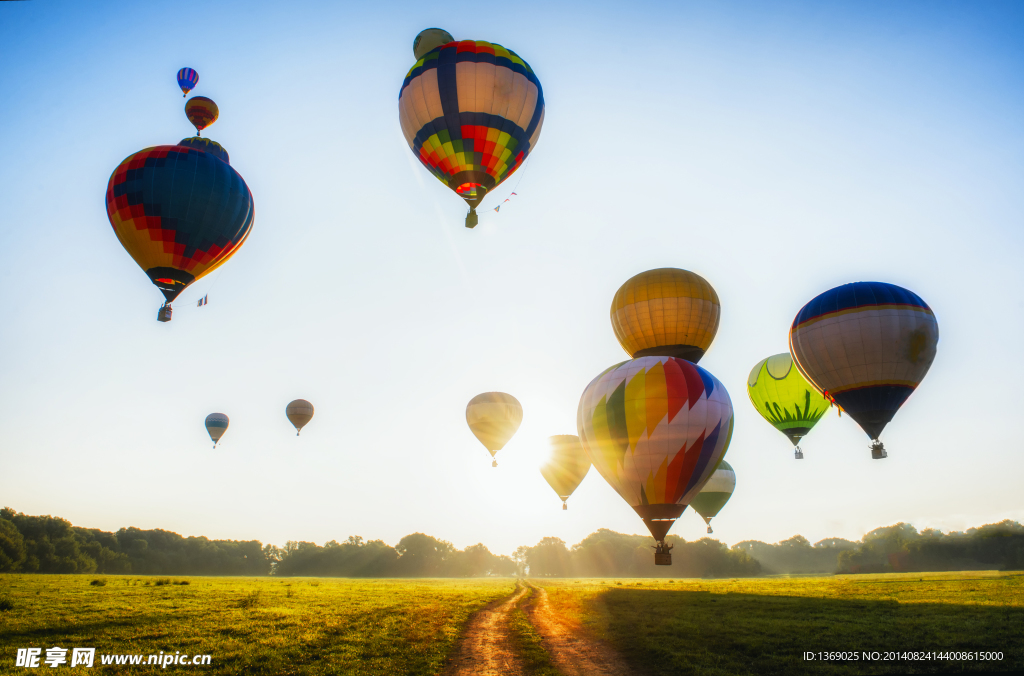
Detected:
left=789, top=282, right=938, bottom=459
left=286, top=399, right=314, bottom=436
left=540, top=435, right=591, bottom=510
left=105, top=138, right=253, bottom=321
left=399, top=29, right=545, bottom=228
left=185, top=96, right=219, bottom=136
left=579, top=268, right=732, bottom=565
left=611, top=268, right=720, bottom=362
left=177, top=68, right=199, bottom=97
left=747, top=353, right=831, bottom=459
left=466, top=392, right=523, bottom=467
left=689, top=460, right=735, bottom=533
left=205, top=413, right=229, bottom=448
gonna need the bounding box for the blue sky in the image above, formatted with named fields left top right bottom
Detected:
left=0, top=0, right=1022, bottom=555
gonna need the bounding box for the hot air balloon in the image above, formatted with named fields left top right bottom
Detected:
left=610, top=268, right=720, bottom=362
left=105, top=138, right=254, bottom=321
left=466, top=392, right=523, bottom=467
left=177, top=68, right=199, bottom=97
left=579, top=357, right=733, bottom=564
left=185, top=96, right=219, bottom=136
left=747, top=353, right=831, bottom=459
left=789, top=282, right=938, bottom=459
left=286, top=399, right=314, bottom=436
left=205, top=413, right=229, bottom=448
left=689, top=460, right=735, bottom=533
left=399, top=29, right=545, bottom=228
left=540, top=435, right=591, bottom=510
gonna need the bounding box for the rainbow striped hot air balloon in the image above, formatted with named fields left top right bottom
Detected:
left=177, top=68, right=199, bottom=97
left=399, top=29, right=545, bottom=228
left=789, top=282, right=938, bottom=459
left=185, top=96, right=219, bottom=136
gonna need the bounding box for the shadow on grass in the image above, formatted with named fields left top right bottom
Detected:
left=596, top=589, right=1023, bottom=676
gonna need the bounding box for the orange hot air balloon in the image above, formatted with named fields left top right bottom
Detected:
left=185, top=96, right=219, bottom=136
left=540, top=435, right=591, bottom=510
left=466, top=392, right=523, bottom=467
left=611, top=268, right=720, bottom=363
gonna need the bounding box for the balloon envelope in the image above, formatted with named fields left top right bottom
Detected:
left=578, top=356, right=734, bottom=542
left=466, top=392, right=523, bottom=460
left=286, top=399, right=314, bottom=435
left=789, top=282, right=938, bottom=443
left=689, top=459, right=735, bottom=531
left=540, top=435, right=591, bottom=507
left=105, top=143, right=254, bottom=305
left=177, top=67, right=198, bottom=97
left=610, top=269, right=720, bottom=363
left=185, top=96, right=219, bottom=135
left=205, top=413, right=229, bottom=446
left=747, top=353, right=830, bottom=448
left=399, top=38, right=544, bottom=226
left=413, top=28, right=454, bottom=60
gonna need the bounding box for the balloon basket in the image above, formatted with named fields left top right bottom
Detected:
left=794, top=447, right=804, bottom=460
left=466, top=210, right=478, bottom=228
left=870, top=440, right=887, bottom=460
left=654, top=552, right=672, bottom=565
left=492, top=459, right=497, bottom=467
left=562, top=503, right=567, bottom=511
left=707, top=525, right=713, bottom=534
left=157, top=304, right=173, bottom=322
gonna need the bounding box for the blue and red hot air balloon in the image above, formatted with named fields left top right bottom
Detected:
left=177, top=68, right=199, bottom=97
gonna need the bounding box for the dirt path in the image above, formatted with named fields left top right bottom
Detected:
left=524, top=582, right=631, bottom=676
left=443, top=580, right=529, bottom=676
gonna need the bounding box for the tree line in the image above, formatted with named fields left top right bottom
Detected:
left=1, top=507, right=1020, bottom=577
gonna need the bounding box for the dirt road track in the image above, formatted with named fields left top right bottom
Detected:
left=524, top=582, right=631, bottom=676
left=443, top=580, right=528, bottom=676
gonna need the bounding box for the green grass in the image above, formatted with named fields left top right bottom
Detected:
left=507, top=584, right=560, bottom=676
left=0, top=575, right=515, bottom=675
left=535, top=571, right=1024, bottom=675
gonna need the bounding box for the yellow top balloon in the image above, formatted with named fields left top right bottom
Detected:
left=466, top=392, right=523, bottom=467
left=540, top=435, right=591, bottom=510
left=610, top=268, right=720, bottom=363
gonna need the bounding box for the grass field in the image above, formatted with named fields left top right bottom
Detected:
left=0, top=576, right=514, bottom=675
left=536, top=571, right=1024, bottom=675
left=1, top=572, right=1022, bottom=675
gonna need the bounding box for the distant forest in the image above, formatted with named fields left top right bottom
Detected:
left=1, top=507, right=1021, bottom=578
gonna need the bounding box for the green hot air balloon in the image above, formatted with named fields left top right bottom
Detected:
left=689, top=460, right=734, bottom=533
left=747, top=353, right=830, bottom=459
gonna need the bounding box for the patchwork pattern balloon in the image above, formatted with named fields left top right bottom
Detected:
left=789, top=282, right=938, bottom=459
left=205, top=413, right=229, bottom=449
left=466, top=392, right=523, bottom=467
left=540, top=435, right=591, bottom=510
left=747, top=353, right=831, bottom=459
left=185, top=96, right=219, bottom=136
left=286, top=400, right=314, bottom=436
left=105, top=141, right=254, bottom=319
left=578, top=356, right=734, bottom=546
left=177, top=68, right=199, bottom=97
left=689, top=459, right=735, bottom=533
left=611, top=269, right=720, bottom=362
left=399, top=32, right=545, bottom=228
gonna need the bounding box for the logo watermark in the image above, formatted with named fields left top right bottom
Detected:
left=15, top=647, right=212, bottom=668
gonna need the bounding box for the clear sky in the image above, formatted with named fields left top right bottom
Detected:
left=1, top=0, right=1022, bottom=557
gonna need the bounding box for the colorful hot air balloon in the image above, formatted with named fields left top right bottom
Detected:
left=611, top=269, right=721, bottom=363
left=177, top=68, right=199, bottom=97
left=578, top=356, right=734, bottom=563
left=747, top=353, right=831, bottom=459
left=399, top=29, right=545, bottom=228
left=105, top=139, right=254, bottom=321
left=540, top=435, right=591, bottom=510
left=789, top=282, right=938, bottom=459
left=205, top=413, right=229, bottom=448
left=466, top=392, right=523, bottom=467
left=286, top=399, right=314, bottom=436
left=689, top=459, right=735, bottom=533
left=185, top=96, right=219, bottom=136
